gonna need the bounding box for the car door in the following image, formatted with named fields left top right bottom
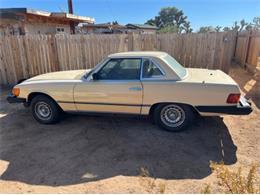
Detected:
left=74, top=58, right=143, bottom=114
left=140, top=58, right=167, bottom=114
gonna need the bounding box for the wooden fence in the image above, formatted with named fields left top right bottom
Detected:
left=234, top=30, right=260, bottom=73
left=0, top=32, right=236, bottom=86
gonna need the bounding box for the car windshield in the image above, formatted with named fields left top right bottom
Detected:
left=84, top=58, right=108, bottom=79
left=84, top=69, right=94, bottom=79
left=162, top=54, right=187, bottom=79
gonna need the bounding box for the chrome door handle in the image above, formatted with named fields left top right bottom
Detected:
left=129, top=87, right=142, bottom=91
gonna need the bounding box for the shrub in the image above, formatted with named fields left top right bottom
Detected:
left=203, top=162, right=260, bottom=194
left=139, top=167, right=166, bottom=193
left=202, top=184, right=211, bottom=194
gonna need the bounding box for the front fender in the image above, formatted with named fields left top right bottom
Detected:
left=17, top=82, right=77, bottom=111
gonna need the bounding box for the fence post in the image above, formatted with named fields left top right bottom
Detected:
left=244, top=30, right=253, bottom=69
left=242, top=31, right=251, bottom=68
left=128, top=33, right=134, bottom=51
left=157, top=34, right=161, bottom=51
left=233, top=31, right=239, bottom=61
left=21, top=36, right=30, bottom=78
left=49, top=34, right=60, bottom=71
left=80, top=35, right=86, bottom=67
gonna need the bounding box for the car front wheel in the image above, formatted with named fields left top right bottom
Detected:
left=153, top=103, right=193, bottom=132
left=31, top=95, right=60, bottom=124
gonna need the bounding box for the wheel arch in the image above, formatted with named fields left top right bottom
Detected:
left=148, top=102, right=199, bottom=116
left=27, top=92, right=62, bottom=111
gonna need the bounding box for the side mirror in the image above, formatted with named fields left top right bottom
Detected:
left=92, top=73, right=99, bottom=80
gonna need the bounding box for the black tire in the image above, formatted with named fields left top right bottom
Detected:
left=31, top=95, right=60, bottom=124
left=153, top=103, right=194, bottom=132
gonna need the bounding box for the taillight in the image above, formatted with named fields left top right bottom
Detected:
left=226, top=93, right=240, bottom=104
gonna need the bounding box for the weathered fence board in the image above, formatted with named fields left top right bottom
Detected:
left=0, top=32, right=236, bottom=86
left=234, top=31, right=260, bottom=73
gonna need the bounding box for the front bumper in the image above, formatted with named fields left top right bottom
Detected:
left=195, top=96, right=253, bottom=115
left=6, top=95, right=26, bottom=104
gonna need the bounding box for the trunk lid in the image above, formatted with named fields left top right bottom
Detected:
left=185, top=68, right=237, bottom=85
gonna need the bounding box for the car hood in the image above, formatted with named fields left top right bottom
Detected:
left=24, top=69, right=90, bottom=82
left=185, top=68, right=237, bottom=85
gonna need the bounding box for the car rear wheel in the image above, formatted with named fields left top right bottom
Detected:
left=31, top=95, right=60, bottom=124
left=153, top=103, right=193, bottom=132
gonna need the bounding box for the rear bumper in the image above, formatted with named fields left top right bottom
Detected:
left=7, top=95, right=26, bottom=104
left=195, top=96, right=253, bottom=115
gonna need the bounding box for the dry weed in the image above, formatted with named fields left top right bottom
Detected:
left=202, top=161, right=260, bottom=194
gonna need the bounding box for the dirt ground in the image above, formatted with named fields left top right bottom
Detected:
left=0, top=65, right=259, bottom=193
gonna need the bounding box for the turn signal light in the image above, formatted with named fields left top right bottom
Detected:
left=12, top=88, right=20, bottom=96
left=226, top=93, right=240, bottom=104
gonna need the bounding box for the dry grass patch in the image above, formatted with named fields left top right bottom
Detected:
left=139, top=167, right=166, bottom=193
left=203, top=162, right=260, bottom=194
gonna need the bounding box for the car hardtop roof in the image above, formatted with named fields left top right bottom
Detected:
left=108, top=51, right=168, bottom=58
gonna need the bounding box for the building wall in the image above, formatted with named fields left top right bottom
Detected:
left=24, top=23, right=70, bottom=34
left=0, top=18, right=71, bottom=35
left=0, top=19, right=22, bottom=35
left=142, top=29, right=157, bottom=34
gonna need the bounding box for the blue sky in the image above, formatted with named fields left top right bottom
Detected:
left=0, top=0, right=259, bottom=31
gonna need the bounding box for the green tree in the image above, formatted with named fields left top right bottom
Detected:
left=145, top=7, right=191, bottom=33
left=231, top=19, right=248, bottom=32
left=252, top=16, right=260, bottom=30
left=181, top=21, right=193, bottom=33
left=197, top=26, right=215, bottom=33
left=239, top=19, right=248, bottom=31
left=220, top=17, right=259, bottom=32
left=245, top=17, right=260, bottom=31
left=245, top=24, right=253, bottom=31
left=223, top=26, right=231, bottom=31
left=145, top=16, right=161, bottom=27
left=231, top=21, right=240, bottom=31
left=215, top=26, right=222, bottom=32
left=112, top=21, right=118, bottom=25
left=157, top=25, right=179, bottom=33
left=145, top=18, right=156, bottom=26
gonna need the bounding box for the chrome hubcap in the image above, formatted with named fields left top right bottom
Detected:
left=160, top=105, right=185, bottom=127
left=35, top=102, right=52, bottom=120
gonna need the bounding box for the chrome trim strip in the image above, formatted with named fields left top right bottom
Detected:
left=140, top=79, right=178, bottom=82
left=58, top=101, right=151, bottom=107
left=66, top=110, right=145, bottom=116
left=86, top=80, right=141, bottom=83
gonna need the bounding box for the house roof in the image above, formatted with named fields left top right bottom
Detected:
left=126, top=24, right=158, bottom=30
left=0, top=8, right=95, bottom=23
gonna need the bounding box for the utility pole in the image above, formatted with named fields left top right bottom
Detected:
left=68, top=0, right=73, bottom=14
left=68, top=0, right=75, bottom=34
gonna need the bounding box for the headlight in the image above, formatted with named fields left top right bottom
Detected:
left=12, top=88, right=20, bottom=96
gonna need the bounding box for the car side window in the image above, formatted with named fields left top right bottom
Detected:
left=142, top=58, right=164, bottom=78
left=97, top=58, right=141, bottom=80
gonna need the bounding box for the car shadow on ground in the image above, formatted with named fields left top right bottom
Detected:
left=0, top=102, right=237, bottom=186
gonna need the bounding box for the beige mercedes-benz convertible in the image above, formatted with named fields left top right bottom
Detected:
left=7, top=51, right=252, bottom=132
